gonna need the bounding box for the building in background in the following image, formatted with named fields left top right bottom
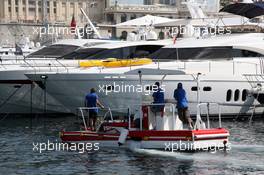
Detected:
left=0, top=0, right=225, bottom=25
left=0, top=0, right=105, bottom=25
left=104, top=0, right=222, bottom=24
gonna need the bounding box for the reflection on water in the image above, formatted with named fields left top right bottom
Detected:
left=0, top=116, right=263, bottom=175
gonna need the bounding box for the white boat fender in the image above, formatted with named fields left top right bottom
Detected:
left=118, top=128, right=129, bottom=146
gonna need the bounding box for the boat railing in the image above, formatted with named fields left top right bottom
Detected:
left=76, top=103, right=175, bottom=131
left=76, top=102, right=228, bottom=131
left=152, top=59, right=261, bottom=75
left=243, top=73, right=264, bottom=88
left=0, top=57, right=262, bottom=76
left=77, top=106, right=132, bottom=131
left=0, top=57, right=70, bottom=73
left=196, top=102, right=222, bottom=129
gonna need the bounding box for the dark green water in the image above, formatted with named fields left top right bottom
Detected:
left=0, top=116, right=264, bottom=175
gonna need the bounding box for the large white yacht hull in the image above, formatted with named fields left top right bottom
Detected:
left=26, top=68, right=264, bottom=117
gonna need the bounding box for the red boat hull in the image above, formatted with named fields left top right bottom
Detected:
left=60, top=128, right=229, bottom=150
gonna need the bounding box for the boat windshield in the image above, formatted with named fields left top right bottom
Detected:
left=27, top=44, right=79, bottom=58
left=150, top=46, right=263, bottom=60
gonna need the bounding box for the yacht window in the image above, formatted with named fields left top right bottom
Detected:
left=226, top=89, right=232, bottom=102
left=123, top=47, right=134, bottom=59
left=203, top=87, right=212, bottom=91
left=61, top=48, right=106, bottom=59
left=234, top=89, right=240, bottom=101
left=150, top=47, right=264, bottom=60
left=242, top=89, right=248, bottom=101
left=150, top=46, right=233, bottom=60
left=150, top=48, right=177, bottom=60
left=27, top=44, right=79, bottom=58
left=232, top=49, right=263, bottom=57
left=133, top=45, right=163, bottom=58
left=85, top=45, right=163, bottom=60
left=87, top=48, right=123, bottom=59
left=191, top=87, right=198, bottom=91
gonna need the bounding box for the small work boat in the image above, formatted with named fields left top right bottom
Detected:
left=60, top=103, right=230, bottom=151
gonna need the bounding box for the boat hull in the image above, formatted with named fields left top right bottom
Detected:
left=60, top=128, right=229, bottom=150
left=27, top=72, right=264, bottom=117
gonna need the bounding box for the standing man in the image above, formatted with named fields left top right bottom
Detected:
left=152, top=82, right=165, bottom=114
left=174, top=83, right=193, bottom=130
left=85, top=88, right=104, bottom=131
left=150, top=82, right=165, bottom=130
left=152, top=82, right=165, bottom=112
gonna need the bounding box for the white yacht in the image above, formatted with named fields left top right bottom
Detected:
left=0, top=39, right=171, bottom=115
left=25, top=33, right=264, bottom=117
left=0, top=39, right=119, bottom=115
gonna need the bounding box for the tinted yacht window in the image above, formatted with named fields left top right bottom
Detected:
left=150, top=48, right=177, bottom=60
left=84, top=45, right=163, bottom=60
left=150, top=47, right=263, bottom=60
left=133, top=45, right=163, bottom=58
left=27, top=45, right=79, bottom=58
left=85, top=47, right=133, bottom=59
left=61, top=48, right=106, bottom=59
left=232, top=49, right=263, bottom=57
left=178, top=47, right=233, bottom=60
left=150, top=47, right=233, bottom=60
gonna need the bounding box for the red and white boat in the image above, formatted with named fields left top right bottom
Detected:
left=60, top=103, right=230, bottom=151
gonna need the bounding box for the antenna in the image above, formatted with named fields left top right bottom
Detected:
left=80, top=8, right=102, bottom=39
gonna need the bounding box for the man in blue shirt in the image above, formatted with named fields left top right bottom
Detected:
left=174, top=83, right=193, bottom=130
left=85, top=88, right=104, bottom=131
left=152, top=82, right=165, bottom=114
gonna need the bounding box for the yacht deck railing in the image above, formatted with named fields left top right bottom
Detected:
left=0, top=57, right=263, bottom=76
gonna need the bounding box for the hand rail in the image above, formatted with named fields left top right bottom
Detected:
left=196, top=102, right=223, bottom=129
left=0, top=58, right=262, bottom=76
left=76, top=102, right=229, bottom=132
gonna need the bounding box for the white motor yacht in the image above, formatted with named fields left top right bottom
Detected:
left=26, top=33, right=264, bottom=117
left=0, top=39, right=171, bottom=115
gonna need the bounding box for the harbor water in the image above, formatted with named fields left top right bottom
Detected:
left=0, top=116, right=263, bottom=175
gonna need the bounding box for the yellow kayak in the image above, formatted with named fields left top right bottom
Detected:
left=79, top=58, right=152, bottom=68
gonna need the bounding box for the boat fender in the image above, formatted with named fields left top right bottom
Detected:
left=118, top=128, right=129, bottom=146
